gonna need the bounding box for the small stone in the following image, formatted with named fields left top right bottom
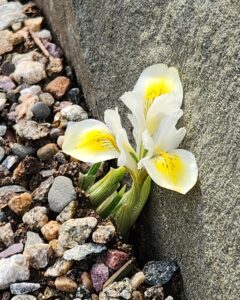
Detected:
left=165, top=297, right=174, bottom=300
left=130, top=272, right=145, bottom=290
left=32, top=176, right=54, bottom=202
left=131, top=291, right=144, bottom=300
left=11, top=295, right=36, bottom=300
left=20, top=85, right=42, bottom=96
left=49, top=239, right=64, bottom=257
left=143, top=260, right=179, bottom=286
left=61, top=104, right=88, bottom=121
left=44, top=286, right=57, bottom=299
left=55, top=276, right=78, bottom=293
left=57, top=135, right=64, bottom=148
left=22, top=206, right=48, bottom=229
left=0, top=75, right=16, bottom=91
left=45, top=76, right=71, bottom=98
left=12, top=22, right=22, bottom=32
left=44, top=41, right=63, bottom=58
left=0, top=125, right=6, bottom=136
left=0, top=146, right=5, bottom=162
left=46, top=57, right=63, bottom=76
left=24, top=231, right=44, bottom=250
left=13, top=61, right=46, bottom=85
left=23, top=243, right=52, bottom=269
left=8, top=192, right=32, bottom=215
left=105, top=249, right=129, bottom=270
left=56, top=200, right=77, bottom=223
left=0, top=92, right=7, bottom=111
left=24, top=17, right=43, bottom=32
left=63, top=243, right=106, bottom=261
left=0, top=2, right=26, bottom=30
left=15, top=95, right=38, bottom=121
left=37, top=143, right=59, bottom=161
left=0, top=29, right=14, bottom=55
left=44, top=258, right=73, bottom=277
left=10, top=282, right=40, bottom=295
left=0, top=254, right=29, bottom=290
left=67, top=88, right=80, bottom=104
left=0, top=243, right=23, bottom=259
left=36, top=29, right=52, bottom=41
left=48, top=176, right=76, bottom=213
left=0, top=223, right=14, bottom=247
left=39, top=92, right=55, bottom=107
left=11, top=143, right=35, bottom=159
left=81, top=272, right=93, bottom=292
left=91, top=293, right=99, bottom=300
left=144, top=285, right=164, bottom=300
left=75, top=285, right=91, bottom=300
left=99, top=278, right=133, bottom=300
left=58, top=217, right=97, bottom=249
left=31, top=102, right=51, bottom=120
left=92, top=223, right=116, bottom=244
left=50, top=127, right=63, bottom=141
left=1, top=61, right=15, bottom=76
left=90, top=263, right=109, bottom=292
left=41, top=220, right=61, bottom=241
left=15, top=120, right=49, bottom=140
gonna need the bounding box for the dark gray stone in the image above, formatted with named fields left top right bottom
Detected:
left=11, top=143, right=35, bottom=159
left=31, top=102, right=51, bottom=120
left=35, top=1, right=240, bottom=299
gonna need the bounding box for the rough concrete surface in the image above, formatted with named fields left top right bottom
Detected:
left=35, top=0, right=240, bottom=299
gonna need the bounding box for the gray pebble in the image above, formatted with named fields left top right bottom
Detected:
left=39, top=93, right=55, bottom=107
left=10, top=282, right=40, bottom=295
left=11, top=143, right=35, bottom=159
left=0, top=125, right=7, bottom=136
left=0, top=137, right=6, bottom=146
left=49, top=128, right=63, bottom=141
left=0, top=146, right=5, bottom=162
left=11, top=295, right=36, bottom=300
left=31, top=102, right=51, bottom=120
left=48, top=176, right=76, bottom=213
left=63, top=243, right=106, bottom=261
left=1, top=155, right=18, bottom=170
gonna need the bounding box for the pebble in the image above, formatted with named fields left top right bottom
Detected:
left=22, top=206, right=48, bottom=229
left=20, top=85, right=42, bottom=96
left=41, top=220, right=61, bottom=241
left=0, top=2, right=26, bottom=30
left=49, top=239, right=64, bottom=257
left=61, top=104, right=88, bottom=121
left=39, top=92, right=55, bottom=107
left=0, top=254, right=30, bottom=290
left=130, top=272, right=145, bottom=290
left=15, top=94, right=38, bottom=120
left=48, top=176, right=76, bottom=213
left=1, top=61, right=15, bottom=76
left=8, top=192, right=32, bottom=215
left=165, top=297, right=174, bottom=300
left=31, top=102, right=51, bottom=120
left=143, top=260, right=179, bottom=286
left=0, top=75, right=16, bottom=91
left=99, top=278, right=133, bottom=300
left=57, top=135, right=64, bottom=148
left=92, top=223, right=115, bottom=244
left=144, top=285, right=164, bottom=300
left=90, top=263, right=109, bottom=292
left=63, top=243, right=106, bottom=261
left=24, top=17, right=43, bottom=32
left=11, top=295, right=36, bottom=300
left=58, top=217, right=97, bottom=249
left=11, top=22, right=22, bottom=32
left=0, top=243, right=23, bottom=259
left=81, top=272, right=93, bottom=292
left=0, top=185, right=26, bottom=196
left=131, top=291, right=144, bottom=300
left=13, top=61, right=46, bottom=85
left=55, top=276, right=78, bottom=293
left=44, top=41, right=63, bottom=58
left=45, top=76, right=71, bottom=98
left=36, top=29, right=52, bottom=41
left=105, top=249, right=129, bottom=270
left=10, top=282, right=40, bottom=295
left=0, top=146, right=5, bottom=162
left=32, top=176, right=54, bottom=202
left=23, top=243, right=52, bottom=269
left=24, top=232, right=44, bottom=250
left=44, top=258, right=73, bottom=277
left=49, top=127, right=63, bottom=140
left=67, top=88, right=80, bottom=104
left=0, top=92, right=7, bottom=111
left=15, top=120, right=49, bottom=140
left=0, top=223, right=14, bottom=247
left=46, top=57, right=63, bottom=76
left=0, top=125, right=7, bottom=136
left=37, top=143, right=59, bottom=161
left=75, top=285, right=91, bottom=300
left=0, top=29, right=14, bottom=55
left=11, top=143, right=35, bottom=159
left=56, top=200, right=77, bottom=223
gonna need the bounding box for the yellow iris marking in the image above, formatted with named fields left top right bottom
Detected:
left=154, top=152, right=185, bottom=185
left=144, top=78, right=173, bottom=113
left=76, top=129, right=118, bottom=153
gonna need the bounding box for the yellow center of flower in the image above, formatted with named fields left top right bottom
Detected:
left=144, top=78, right=173, bottom=113
left=155, top=152, right=185, bottom=184
left=76, top=129, right=118, bottom=153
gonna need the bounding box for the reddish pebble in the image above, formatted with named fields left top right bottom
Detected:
left=45, top=76, right=70, bottom=98
left=90, top=263, right=109, bottom=292
left=105, top=249, right=129, bottom=270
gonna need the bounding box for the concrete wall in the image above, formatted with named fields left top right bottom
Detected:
left=36, top=0, right=240, bottom=299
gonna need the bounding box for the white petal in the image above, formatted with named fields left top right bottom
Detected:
left=153, top=110, right=186, bottom=152
left=104, top=108, right=122, bottom=136
left=116, top=129, right=138, bottom=174
left=142, top=149, right=198, bottom=194
left=146, top=94, right=181, bottom=136
left=62, top=119, right=119, bottom=163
